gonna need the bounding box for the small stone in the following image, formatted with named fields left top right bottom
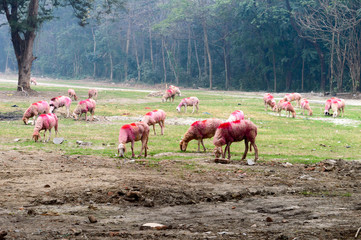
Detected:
left=215, top=158, right=230, bottom=164
left=53, top=138, right=64, bottom=144
left=251, top=224, right=257, bottom=228
left=14, top=139, right=21, bottom=142
left=44, top=184, right=50, bottom=188
left=88, top=215, right=97, bottom=223
left=0, top=230, right=7, bottom=239
left=266, top=217, right=273, bottom=222
left=144, top=198, right=154, bottom=207
left=247, top=159, right=255, bottom=166
left=282, top=162, right=293, bottom=167
left=140, top=223, right=167, bottom=230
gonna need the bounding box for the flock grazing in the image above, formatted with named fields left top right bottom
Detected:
left=21, top=83, right=347, bottom=162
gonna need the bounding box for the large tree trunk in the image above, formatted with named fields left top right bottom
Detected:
left=223, top=42, right=229, bottom=90
left=164, top=40, right=178, bottom=84
left=91, top=27, right=97, bottom=78
left=272, top=48, right=277, bottom=92
left=194, top=40, right=201, bottom=81
left=124, top=20, right=131, bottom=81
left=149, top=27, right=154, bottom=69
left=132, top=31, right=141, bottom=82
left=161, top=37, right=167, bottom=84
left=202, top=22, right=212, bottom=89
left=187, top=24, right=192, bottom=75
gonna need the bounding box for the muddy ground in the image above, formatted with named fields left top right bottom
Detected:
left=0, top=80, right=361, bottom=239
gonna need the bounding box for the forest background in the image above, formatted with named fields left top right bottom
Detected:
left=1, top=0, right=361, bottom=94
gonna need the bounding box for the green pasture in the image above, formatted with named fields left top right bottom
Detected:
left=0, top=81, right=360, bottom=165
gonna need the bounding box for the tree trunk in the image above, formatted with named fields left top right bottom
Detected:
left=202, top=22, right=212, bottom=89
left=223, top=42, right=229, bottom=90
left=91, top=27, right=97, bottom=78
left=301, top=57, right=305, bottom=91
left=187, top=24, right=192, bottom=75
left=109, top=52, right=113, bottom=82
left=149, top=27, right=154, bottom=69
left=124, top=20, right=131, bottom=81
left=194, top=40, right=201, bottom=81
left=330, top=30, right=335, bottom=93
left=132, top=31, right=141, bottom=82
left=272, top=49, right=277, bottom=92
left=164, top=40, right=178, bottom=84
left=161, top=37, right=167, bottom=84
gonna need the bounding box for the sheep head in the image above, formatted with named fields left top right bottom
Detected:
left=176, top=106, right=181, bottom=112
left=118, top=143, right=126, bottom=157
left=22, top=116, right=28, bottom=125
left=32, top=132, right=40, bottom=142
left=179, top=140, right=188, bottom=152
left=214, top=147, right=222, bottom=159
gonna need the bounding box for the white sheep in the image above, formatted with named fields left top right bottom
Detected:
left=176, top=97, right=199, bottom=113
left=32, top=113, right=58, bottom=142
left=142, top=109, right=166, bottom=135
left=118, top=122, right=150, bottom=158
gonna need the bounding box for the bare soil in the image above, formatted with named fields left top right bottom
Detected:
left=0, top=80, right=361, bottom=239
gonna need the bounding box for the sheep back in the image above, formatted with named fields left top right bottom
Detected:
left=119, top=122, right=150, bottom=144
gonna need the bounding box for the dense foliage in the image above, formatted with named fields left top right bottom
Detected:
left=1, top=0, right=361, bottom=92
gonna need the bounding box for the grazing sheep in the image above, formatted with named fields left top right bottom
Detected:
left=331, top=98, right=345, bottom=118
left=22, top=101, right=50, bottom=125
left=213, top=120, right=258, bottom=161
left=176, top=97, right=199, bottom=113
left=279, top=101, right=296, bottom=118
left=88, top=89, right=98, bottom=99
left=284, top=93, right=302, bottom=107
left=72, top=99, right=96, bottom=121
left=162, top=89, right=176, bottom=102
left=32, top=113, right=58, bottom=142
left=273, top=99, right=285, bottom=112
left=324, top=97, right=339, bottom=115
left=30, top=77, right=37, bottom=85
left=300, top=98, right=313, bottom=116
left=226, top=110, right=245, bottom=122
left=263, top=93, right=276, bottom=111
left=68, top=89, right=78, bottom=100
left=169, top=85, right=181, bottom=96
left=142, top=109, right=166, bottom=135
left=180, top=118, right=222, bottom=152
left=49, top=96, right=72, bottom=118
left=118, top=122, right=150, bottom=158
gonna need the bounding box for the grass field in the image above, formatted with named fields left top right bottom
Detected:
left=0, top=80, right=360, bottom=164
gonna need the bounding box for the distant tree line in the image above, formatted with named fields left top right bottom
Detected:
left=1, top=0, right=361, bottom=93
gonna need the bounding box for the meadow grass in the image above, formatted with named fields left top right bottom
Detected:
left=0, top=82, right=360, bottom=165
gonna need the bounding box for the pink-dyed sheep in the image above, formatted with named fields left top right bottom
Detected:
left=278, top=101, right=296, bottom=118
left=226, top=110, right=245, bottom=122
left=72, top=99, right=96, bottom=121
left=162, top=89, right=176, bottom=102
left=213, top=120, right=258, bottom=161
left=284, top=93, right=302, bottom=107
left=180, top=118, right=222, bottom=152
left=118, top=122, right=150, bottom=158
left=68, top=89, right=78, bottom=101
left=30, top=77, right=37, bottom=85
left=49, top=96, right=72, bottom=118
left=142, top=109, right=166, bottom=135
left=263, top=93, right=276, bottom=111
left=22, top=101, right=50, bottom=125
left=324, top=97, right=339, bottom=115
left=88, top=89, right=98, bottom=99
left=169, top=85, right=181, bottom=96
left=331, top=98, right=345, bottom=118
left=176, top=97, right=199, bottom=113
left=273, top=99, right=285, bottom=112
left=300, top=98, right=313, bottom=116
left=32, top=113, right=58, bottom=142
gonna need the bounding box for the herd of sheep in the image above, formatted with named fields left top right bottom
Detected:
left=21, top=84, right=346, bottom=162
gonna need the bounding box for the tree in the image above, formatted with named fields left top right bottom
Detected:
left=0, top=0, right=124, bottom=93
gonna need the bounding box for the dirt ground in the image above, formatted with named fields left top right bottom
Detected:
left=1, top=80, right=361, bottom=239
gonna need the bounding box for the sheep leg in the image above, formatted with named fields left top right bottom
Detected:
left=153, top=124, right=156, bottom=135
left=227, top=143, right=232, bottom=160
left=222, top=145, right=227, bottom=159
left=47, top=129, right=52, bottom=142
left=66, top=107, right=70, bottom=118
left=144, top=136, right=148, bottom=158
left=184, top=105, right=187, bottom=113
left=241, top=139, right=249, bottom=160
left=43, top=130, right=47, bottom=142
left=192, top=104, right=195, bottom=114
left=160, top=121, right=164, bottom=135
left=201, top=139, right=206, bottom=152
left=197, top=140, right=201, bottom=152
left=251, top=141, right=259, bottom=161
left=84, top=112, right=88, bottom=121
left=196, top=104, right=199, bottom=113
left=131, top=141, right=135, bottom=158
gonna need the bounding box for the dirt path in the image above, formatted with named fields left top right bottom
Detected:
left=0, top=150, right=360, bottom=239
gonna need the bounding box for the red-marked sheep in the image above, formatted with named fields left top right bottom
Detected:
left=49, top=96, right=72, bottom=118
left=162, top=89, right=176, bottom=102
left=22, top=101, right=50, bottom=125
left=30, top=77, right=37, bottom=85
left=88, top=89, right=98, bottom=99
left=118, top=122, right=150, bottom=158
left=263, top=93, right=276, bottom=111
left=169, top=85, right=181, bottom=96
left=142, top=109, right=166, bottom=135
left=331, top=98, right=345, bottom=118
left=213, top=120, right=258, bottom=161
left=300, top=98, right=313, bottom=116
left=68, top=89, right=78, bottom=101
left=324, top=97, right=339, bottom=115
left=176, top=97, right=199, bottom=113
left=273, top=99, right=285, bottom=112
left=180, top=118, right=222, bottom=152
left=227, top=110, right=245, bottom=122
left=278, top=101, right=296, bottom=118
left=284, top=93, right=302, bottom=107
left=72, top=99, right=96, bottom=121
left=32, top=113, right=58, bottom=142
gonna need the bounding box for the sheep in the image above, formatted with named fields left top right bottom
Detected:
left=30, top=77, right=37, bottom=85
left=213, top=120, right=258, bottom=161
left=331, top=98, right=345, bottom=118
left=49, top=96, right=72, bottom=118
left=88, top=89, right=98, bottom=99
left=32, top=113, right=58, bottom=142
left=263, top=93, right=276, bottom=111
left=118, top=121, right=150, bottom=158
left=68, top=89, right=78, bottom=100
left=72, top=99, right=96, bottom=121
left=280, top=101, right=296, bottom=118
left=226, top=110, right=245, bottom=122
left=169, top=85, right=181, bottom=96
left=300, top=98, right=313, bottom=116
left=162, top=89, right=176, bottom=102
left=142, top=109, right=166, bottom=135
left=284, top=93, right=302, bottom=107
left=273, top=99, right=285, bottom=112
left=324, top=97, right=339, bottom=115
left=176, top=97, right=199, bottom=113
left=22, top=101, right=50, bottom=125
left=180, top=118, right=222, bottom=152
